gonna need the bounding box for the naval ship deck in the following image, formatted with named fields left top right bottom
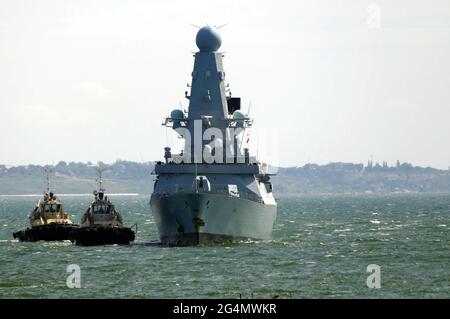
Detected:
left=153, top=162, right=273, bottom=175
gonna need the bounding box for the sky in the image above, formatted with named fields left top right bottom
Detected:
left=1, top=0, right=450, bottom=169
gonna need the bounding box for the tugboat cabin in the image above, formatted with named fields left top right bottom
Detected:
left=81, top=191, right=123, bottom=227
left=30, top=192, right=73, bottom=226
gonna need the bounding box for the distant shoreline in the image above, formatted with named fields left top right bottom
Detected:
left=2, top=160, right=450, bottom=195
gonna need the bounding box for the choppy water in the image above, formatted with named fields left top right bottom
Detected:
left=0, top=194, right=449, bottom=298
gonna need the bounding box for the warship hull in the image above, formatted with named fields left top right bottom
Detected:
left=150, top=192, right=277, bottom=246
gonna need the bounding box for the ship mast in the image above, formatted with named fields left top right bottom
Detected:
left=95, top=164, right=105, bottom=192
left=43, top=167, right=52, bottom=193
left=162, top=26, right=252, bottom=164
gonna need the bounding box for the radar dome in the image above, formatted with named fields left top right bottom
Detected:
left=196, top=26, right=222, bottom=52
left=232, top=110, right=246, bottom=121
left=170, top=109, right=184, bottom=120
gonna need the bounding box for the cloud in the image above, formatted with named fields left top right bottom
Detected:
left=385, top=99, right=419, bottom=111
left=9, top=103, right=100, bottom=128
left=78, top=82, right=112, bottom=100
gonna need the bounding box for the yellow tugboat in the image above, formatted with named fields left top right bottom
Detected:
left=71, top=167, right=135, bottom=246
left=13, top=169, right=78, bottom=242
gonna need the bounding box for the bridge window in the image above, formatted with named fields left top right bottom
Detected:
left=93, top=204, right=110, bottom=214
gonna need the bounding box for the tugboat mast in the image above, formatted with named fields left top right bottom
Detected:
left=43, top=167, right=52, bottom=193
left=95, top=165, right=105, bottom=192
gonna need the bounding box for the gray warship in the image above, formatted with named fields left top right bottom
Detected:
left=150, top=26, right=277, bottom=245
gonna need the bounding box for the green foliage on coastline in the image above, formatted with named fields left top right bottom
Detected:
left=1, top=160, right=450, bottom=195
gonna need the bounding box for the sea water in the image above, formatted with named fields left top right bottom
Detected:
left=0, top=193, right=449, bottom=298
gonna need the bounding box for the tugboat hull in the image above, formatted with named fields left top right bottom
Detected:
left=13, top=223, right=78, bottom=242
left=72, top=226, right=135, bottom=246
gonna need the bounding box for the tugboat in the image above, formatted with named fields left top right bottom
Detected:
left=13, top=169, right=78, bottom=242
left=71, top=167, right=135, bottom=246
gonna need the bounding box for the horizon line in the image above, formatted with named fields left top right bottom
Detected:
left=0, top=160, right=449, bottom=171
